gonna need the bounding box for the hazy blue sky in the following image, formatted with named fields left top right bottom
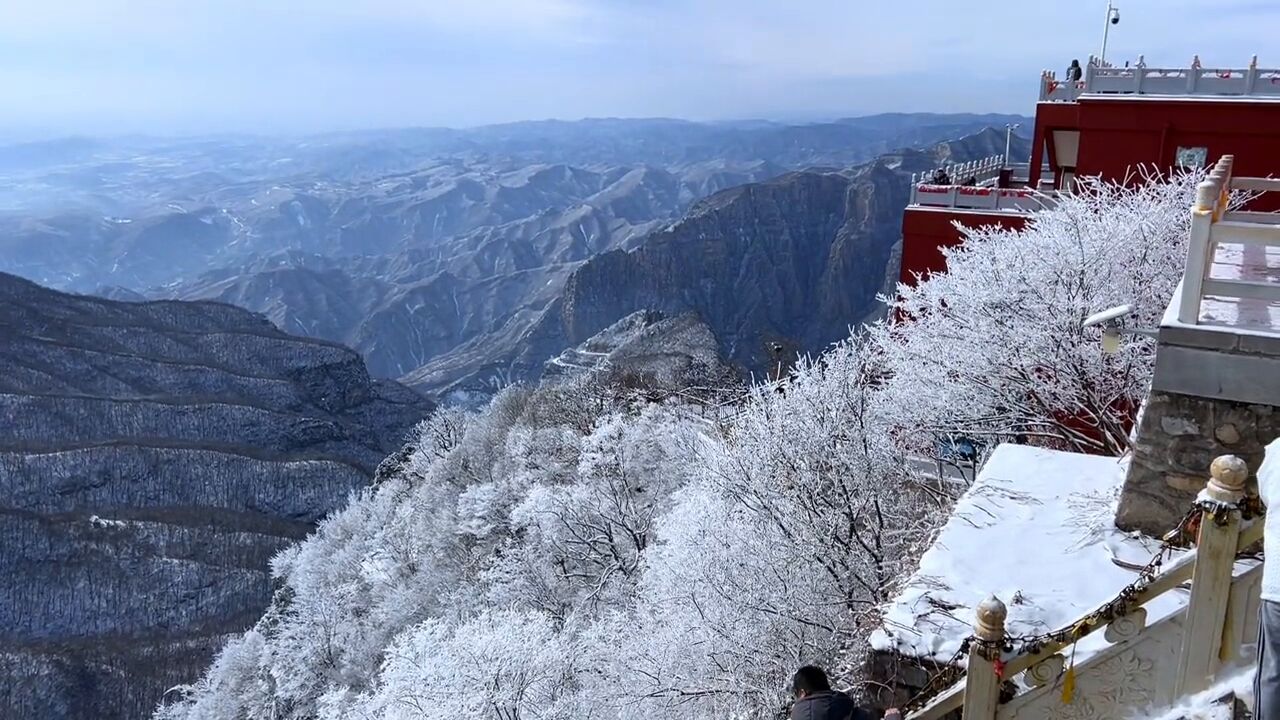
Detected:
left=3, top=0, right=1277, bottom=137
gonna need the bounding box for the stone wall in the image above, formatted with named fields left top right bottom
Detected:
left=1115, top=389, right=1278, bottom=535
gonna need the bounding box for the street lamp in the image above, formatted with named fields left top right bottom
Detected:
left=1100, top=1, right=1121, bottom=65
left=1083, top=304, right=1154, bottom=354
left=1004, top=123, right=1021, bottom=167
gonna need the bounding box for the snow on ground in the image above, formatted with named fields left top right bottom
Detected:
left=1132, top=664, right=1254, bottom=720
left=871, top=444, right=1190, bottom=664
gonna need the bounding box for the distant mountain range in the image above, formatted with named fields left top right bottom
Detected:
left=0, top=273, right=433, bottom=719
left=0, top=115, right=1030, bottom=401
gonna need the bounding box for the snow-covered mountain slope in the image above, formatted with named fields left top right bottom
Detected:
left=0, top=272, right=434, bottom=720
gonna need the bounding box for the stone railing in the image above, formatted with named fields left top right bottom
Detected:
left=1177, top=154, right=1280, bottom=325
left=1040, top=55, right=1280, bottom=102
left=908, top=156, right=1055, bottom=212
left=909, top=185, right=1049, bottom=213
left=907, top=455, right=1264, bottom=720
left=913, top=155, right=1005, bottom=188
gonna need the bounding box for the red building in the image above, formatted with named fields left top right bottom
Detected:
left=900, top=55, right=1280, bottom=287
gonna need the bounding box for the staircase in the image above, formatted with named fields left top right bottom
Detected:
left=906, top=455, right=1263, bottom=719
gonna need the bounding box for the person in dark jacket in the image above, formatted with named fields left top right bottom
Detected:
left=790, top=666, right=901, bottom=720
left=1067, top=58, right=1083, bottom=82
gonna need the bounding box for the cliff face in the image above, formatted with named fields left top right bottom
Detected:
left=0, top=273, right=433, bottom=719
left=514, top=163, right=907, bottom=380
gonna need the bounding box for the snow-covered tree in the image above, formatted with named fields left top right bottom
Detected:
left=157, top=174, right=1215, bottom=720
left=340, top=610, right=582, bottom=720
left=598, top=338, right=937, bottom=719
left=871, top=173, right=1200, bottom=456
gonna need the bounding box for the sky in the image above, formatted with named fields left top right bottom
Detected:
left=2, top=0, right=1278, bottom=138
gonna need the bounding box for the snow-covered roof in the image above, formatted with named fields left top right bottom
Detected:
left=871, top=444, right=1190, bottom=663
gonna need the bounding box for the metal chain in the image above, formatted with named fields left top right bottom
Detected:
left=899, top=490, right=1264, bottom=714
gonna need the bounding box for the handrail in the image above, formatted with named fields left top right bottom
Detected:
left=1176, top=154, right=1280, bottom=325
left=903, top=458, right=1262, bottom=720
left=1040, top=54, right=1280, bottom=102
left=909, top=185, right=1050, bottom=212
left=1003, top=518, right=1260, bottom=678
left=912, top=155, right=1005, bottom=188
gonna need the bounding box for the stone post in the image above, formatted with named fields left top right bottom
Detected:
left=962, top=596, right=1007, bottom=720
left=1175, top=455, right=1247, bottom=697
left=1178, top=179, right=1218, bottom=324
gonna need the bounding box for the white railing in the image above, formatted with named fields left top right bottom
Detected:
left=1005, top=162, right=1051, bottom=187
left=910, top=185, right=1049, bottom=212
left=908, top=156, right=1056, bottom=212
left=913, top=155, right=1005, bottom=188
left=1178, top=154, right=1280, bottom=324
left=1040, top=55, right=1280, bottom=102
left=907, top=456, right=1263, bottom=720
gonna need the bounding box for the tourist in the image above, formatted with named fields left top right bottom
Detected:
left=790, top=665, right=902, bottom=720
left=1067, top=59, right=1083, bottom=82
left=1257, top=446, right=1280, bottom=718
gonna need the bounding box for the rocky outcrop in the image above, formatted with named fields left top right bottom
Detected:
left=0, top=273, right=434, bottom=719
left=542, top=310, right=739, bottom=389
left=528, top=168, right=892, bottom=376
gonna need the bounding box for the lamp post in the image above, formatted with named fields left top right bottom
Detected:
left=1004, top=123, right=1021, bottom=167
left=1100, top=0, right=1120, bottom=65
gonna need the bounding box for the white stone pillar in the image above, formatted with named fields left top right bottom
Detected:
left=1177, top=180, right=1218, bottom=324
left=1174, top=455, right=1248, bottom=697
left=962, top=596, right=1007, bottom=720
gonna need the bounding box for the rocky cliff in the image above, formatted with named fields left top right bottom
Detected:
left=0, top=273, right=433, bottom=719
left=515, top=166, right=897, bottom=381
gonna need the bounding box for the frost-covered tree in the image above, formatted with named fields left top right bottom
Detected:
left=330, top=610, right=582, bottom=720
left=597, top=338, right=937, bottom=719
left=871, top=173, right=1200, bottom=455
left=157, top=175, right=1215, bottom=720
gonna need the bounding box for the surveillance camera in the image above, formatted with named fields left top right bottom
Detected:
left=1109, top=9, right=1120, bottom=24
left=1083, top=304, right=1133, bottom=328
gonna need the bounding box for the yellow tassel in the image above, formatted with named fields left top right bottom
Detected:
left=1061, top=665, right=1076, bottom=704
left=1061, top=633, right=1080, bottom=704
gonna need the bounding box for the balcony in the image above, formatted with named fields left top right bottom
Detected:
left=908, top=155, right=1053, bottom=212
left=1040, top=55, right=1280, bottom=102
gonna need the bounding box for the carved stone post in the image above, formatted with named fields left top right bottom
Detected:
left=1174, top=455, right=1248, bottom=697
left=963, top=596, right=1007, bottom=720
left=1178, top=179, right=1218, bottom=324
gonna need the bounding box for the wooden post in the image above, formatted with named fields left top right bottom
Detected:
left=962, top=596, right=1006, bottom=720
left=1178, top=181, right=1218, bottom=324
left=1174, top=455, right=1248, bottom=697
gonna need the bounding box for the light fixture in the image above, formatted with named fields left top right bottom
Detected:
left=1083, top=304, right=1156, bottom=354
left=1101, top=326, right=1123, bottom=354
left=1100, top=1, right=1121, bottom=64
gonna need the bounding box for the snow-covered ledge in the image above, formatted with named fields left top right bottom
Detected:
left=871, top=445, right=1187, bottom=667
left=1155, top=280, right=1280, bottom=407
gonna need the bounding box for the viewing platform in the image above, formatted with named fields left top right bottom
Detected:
left=908, top=155, right=1053, bottom=213
left=1040, top=55, right=1280, bottom=103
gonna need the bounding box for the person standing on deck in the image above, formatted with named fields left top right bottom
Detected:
left=1067, top=58, right=1083, bottom=82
